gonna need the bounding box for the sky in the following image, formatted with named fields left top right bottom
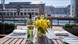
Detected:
left=0, top=0, right=71, bottom=7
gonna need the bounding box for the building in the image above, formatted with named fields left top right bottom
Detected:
left=75, top=0, right=78, bottom=17
left=45, top=5, right=78, bottom=25
left=45, top=6, right=54, bottom=17
left=45, top=5, right=70, bottom=17
left=0, top=2, right=45, bottom=25
left=71, top=0, right=78, bottom=18
left=70, top=0, right=76, bottom=17
left=71, top=0, right=78, bottom=22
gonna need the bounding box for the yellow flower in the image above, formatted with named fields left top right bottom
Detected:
left=35, top=19, right=41, bottom=28
left=35, top=15, right=50, bottom=30
left=41, top=22, right=48, bottom=30
left=46, top=20, right=50, bottom=26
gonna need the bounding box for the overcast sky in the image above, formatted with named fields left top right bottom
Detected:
left=0, top=0, right=71, bottom=7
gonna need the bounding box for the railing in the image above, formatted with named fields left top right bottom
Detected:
left=47, top=16, right=78, bottom=27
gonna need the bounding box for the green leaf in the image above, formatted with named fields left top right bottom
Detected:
left=38, top=27, right=43, bottom=31
left=45, top=30, right=48, bottom=32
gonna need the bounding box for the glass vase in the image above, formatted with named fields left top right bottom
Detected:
left=37, top=29, right=47, bottom=44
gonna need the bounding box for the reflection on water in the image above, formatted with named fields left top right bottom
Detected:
left=0, top=20, right=27, bottom=24
left=0, top=19, right=77, bottom=25
left=52, top=19, right=75, bottom=25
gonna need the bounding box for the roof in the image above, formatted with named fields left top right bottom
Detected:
left=9, top=2, right=31, bottom=5
left=0, top=2, right=44, bottom=8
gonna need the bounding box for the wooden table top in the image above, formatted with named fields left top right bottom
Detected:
left=0, top=37, right=65, bottom=44
left=0, top=28, right=66, bottom=44
left=0, top=30, right=65, bottom=44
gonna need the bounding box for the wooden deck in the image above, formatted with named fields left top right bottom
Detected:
left=0, top=37, right=65, bottom=44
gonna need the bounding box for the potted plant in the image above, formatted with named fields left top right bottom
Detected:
left=0, top=22, right=15, bottom=38
left=4, top=23, right=9, bottom=34
left=63, top=23, right=78, bottom=36
left=4, top=23, right=15, bottom=34
left=9, top=23, right=15, bottom=34
left=0, top=22, right=3, bottom=34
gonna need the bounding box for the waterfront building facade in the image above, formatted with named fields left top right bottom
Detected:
left=70, top=0, right=78, bottom=23
left=70, top=0, right=76, bottom=17
left=75, top=0, right=78, bottom=17
left=0, top=2, right=45, bottom=25
left=45, top=5, right=70, bottom=17
left=45, top=5, right=78, bottom=25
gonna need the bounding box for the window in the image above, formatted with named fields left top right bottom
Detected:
left=31, top=12, right=34, bottom=15
left=7, top=12, right=9, bottom=16
left=17, top=13, right=20, bottom=16
left=3, top=12, right=5, bottom=16
left=28, top=12, right=31, bottom=15
left=20, top=12, right=23, bottom=16
left=35, top=12, right=38, bottom=15
left=0, top=12, right=2, bottom=15
left=14, top=12, right=16, bottom=16
left=47, top=14, right=51, bottom=16
left=24, top=12, right=27, bottom=15
left=10, top=12, right=13, bottom=16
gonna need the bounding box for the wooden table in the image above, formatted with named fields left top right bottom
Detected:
left=0, top=37, right=64, bottom=44
left=53, top=29, right=78, bottom=44
left=0, top=29, right=65, bottom=44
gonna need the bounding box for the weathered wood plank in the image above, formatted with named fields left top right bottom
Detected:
left=4, top=38, right=14, bottom=44
left=21, top=39, right=26, bottom=44
left=20, top=38, right=24, bottom=44
left=14, top=38, right=19, bottom=44
left=52, top=40, right=58, bottom=44
left=0, top=37, right=9, bottom=40
left=15, top=38, right=23, bottom=44
left=0, top=37, right=10, bottom=44
left=10, top=38, right=18, bottom=44
left=8, top=38, right=15, bottom=44
left=0, top=37, right=65, bottom=44
left=56, top=40, right=64, bottom=44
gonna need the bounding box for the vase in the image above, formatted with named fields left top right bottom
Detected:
left=37, top=29, right=47, bottom=44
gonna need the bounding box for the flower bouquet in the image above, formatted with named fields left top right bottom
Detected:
left=34, top=15, right=50, bottom=44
